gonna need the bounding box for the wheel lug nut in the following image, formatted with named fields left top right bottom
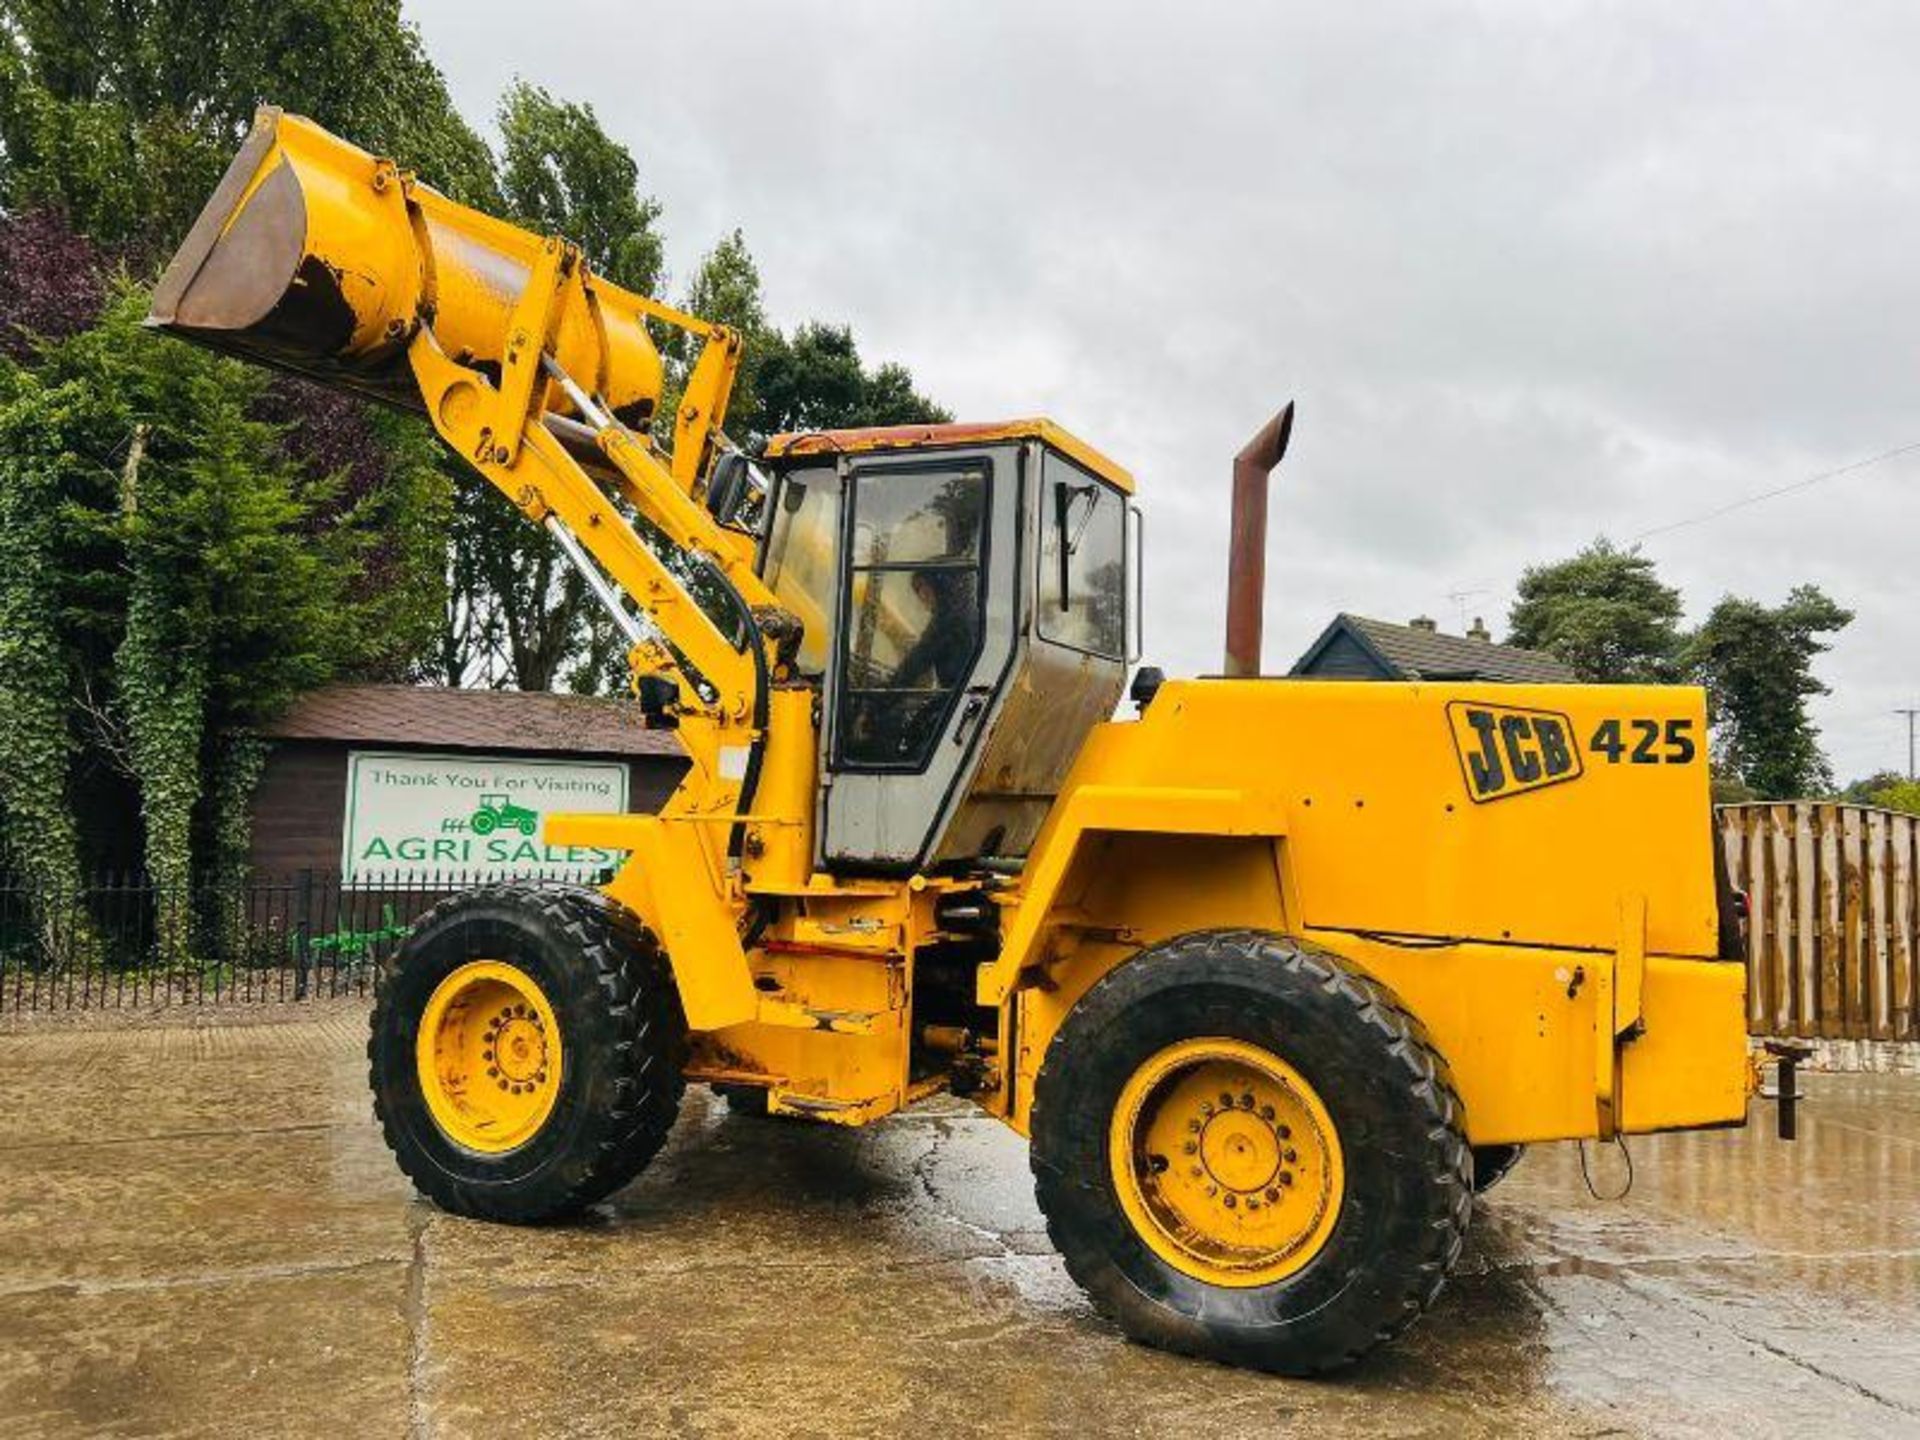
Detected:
left=1199, top=1102, right=1213, bottom=1116
left=1284, top=1148, right=1298, bottom=1163
left=1187, top=1118, right=1201, bottom=1133
left=1189, top=1164, right=1204, bottom=1178
left=1278, top=1125, right=1292, bottom=1140
left=1279, top=1171, right=1293, bottom=1186
left=1239, top=1093, right=1254, bottom=1109
left=1260, top=1104, right=1275, bottom=1121
left=1247, top=1198, right=1260, bottom=1211
left=1205, top=1183, right=1218, bottom=1197
left=1223, top=1193, right=1237, bottom=1209
left=1183, top=1141, right=1197, bottom=1155
left=1218, top=1092, right=1233, bottom=1109
left=1265, top=1187, right=1281, bottom=1203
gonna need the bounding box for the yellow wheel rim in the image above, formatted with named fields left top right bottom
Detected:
left=415, top=960, right=563, bottom=1154
left=1109, top=1037, right=1345, bottom=1287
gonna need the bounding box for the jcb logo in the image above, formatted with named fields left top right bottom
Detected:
left=1446, top=702, right=1583, bottom=803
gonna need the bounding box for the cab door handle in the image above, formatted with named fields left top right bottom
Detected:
left=952, top=687, right=991, bottom=746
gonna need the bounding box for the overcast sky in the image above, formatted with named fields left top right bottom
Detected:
left=410, top=0, right=1919, bottom=782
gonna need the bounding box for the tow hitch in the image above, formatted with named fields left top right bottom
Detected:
left=1762, top=1039, right=1814, bottom=1140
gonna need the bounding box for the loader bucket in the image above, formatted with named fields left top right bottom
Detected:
left=149, top=107, right=663, bottom=421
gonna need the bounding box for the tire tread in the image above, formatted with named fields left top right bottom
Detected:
left=1029, top=927, right=1473, bottom=1375
left=368, top=882, right=683, bottom=1222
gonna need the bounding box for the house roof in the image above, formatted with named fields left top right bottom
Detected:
left=1291, top=614, right=1577, bottom=684
left=261, top=684, right=686, bottom=759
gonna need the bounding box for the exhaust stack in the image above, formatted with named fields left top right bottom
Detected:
left=1223, top=402, right=1295, bottom=677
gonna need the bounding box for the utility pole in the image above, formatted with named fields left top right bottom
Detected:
left=1898, top=707, right=1920, bottom=782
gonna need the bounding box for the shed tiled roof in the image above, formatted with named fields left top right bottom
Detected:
left=262, top=684, right=685, bottom=758
left=1292, top=614, right=1577, bottom=684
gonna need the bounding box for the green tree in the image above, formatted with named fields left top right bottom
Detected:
left=667, top=228, right=775, bottom=442
left=1863, top=779, right=1920, bottom=816
left=1841, top=770, right=1905, bottom=804
left=0, top=0, right=474, bottom=900
left=0, top=291, right=445, bottom=909
left=1686, top=585, right=1852, bottom=799
left=754, top=321, right=950, bottom=443
left=0, top=0, right=497, bottom=256
left=0, top=360, right=98, bottom=935
left=1838, top=772, right=1920, bottom=815
left=435, top=83, right=673, bottom=694
left=497, top=80, right=662, bottom=294
left=1507, top=539, right=1685, bottom=682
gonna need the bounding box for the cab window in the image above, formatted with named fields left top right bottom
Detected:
left=761, top=470, right=841, bottom=675
left=1038, top=455, right=1126, bottom=659
left=837, top=465, right=988, bottom=769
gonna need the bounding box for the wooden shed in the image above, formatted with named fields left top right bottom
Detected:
left=250, top=684, right=688, bottom=880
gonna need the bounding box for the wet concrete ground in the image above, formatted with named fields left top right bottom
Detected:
left=0, top=1010, right=1915, bottom=1439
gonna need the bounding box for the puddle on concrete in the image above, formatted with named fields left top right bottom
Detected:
left=2, top=1024, right=1915, bottom=1437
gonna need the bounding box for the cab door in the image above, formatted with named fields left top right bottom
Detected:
left=821, top=446, right=1021, bottom=870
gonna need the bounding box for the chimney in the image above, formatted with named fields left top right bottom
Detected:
left=1409, top=615, right=1438, bottom=633
left=1223, top=402, right=1296, bottom=677
left=1467, top=617, right=1491, bottom=642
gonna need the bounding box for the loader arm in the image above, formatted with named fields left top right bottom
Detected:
left=151, top=109, right=777, bottom=721
left=148, top=108, right=812, bottom=1023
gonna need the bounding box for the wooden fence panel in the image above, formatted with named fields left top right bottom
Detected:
left=1819, top=806, right=1844, bottom=1037
left=1768, top=804, right=1795, bottom=1036
left=1866, top=808, right=1890, bottom=1036
left=1842, top=807, right=1867, bottom=1037
left=1895, top=815, right=1917, bottom=1041
left=1794, top=802, right=1817, bottom=1034
left=1745, top=808, right=1771, bottom=1032
left=1716, top=802, right=1918, bottom=1043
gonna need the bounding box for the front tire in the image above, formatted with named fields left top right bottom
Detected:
left=369, top=884, right=683, bottom=1222
left=1030, top=929, right=1471, bottom=1375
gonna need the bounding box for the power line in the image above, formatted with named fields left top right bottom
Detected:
left=1632, top=438, right=1920, bottom=543
left=1438, top=435, right=1920, bottom=631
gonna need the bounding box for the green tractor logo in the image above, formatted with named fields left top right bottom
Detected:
left=469, top=793, right=539, bottom=837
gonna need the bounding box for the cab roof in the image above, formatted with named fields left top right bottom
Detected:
left=765, top=418, right=1134, bottom=495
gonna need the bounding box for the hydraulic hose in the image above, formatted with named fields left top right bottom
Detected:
left=702, top=558, right=770, bottom=861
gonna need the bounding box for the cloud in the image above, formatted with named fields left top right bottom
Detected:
left=409, top=0, right=1920, bottom=779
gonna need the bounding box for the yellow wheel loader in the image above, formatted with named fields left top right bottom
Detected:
left=152, top=110, right=1778, bottom=1375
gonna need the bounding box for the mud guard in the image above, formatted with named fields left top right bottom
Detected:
left=544, top=812, right=759, bottom=1031
left=975, top=784, right=1288, bottom=1008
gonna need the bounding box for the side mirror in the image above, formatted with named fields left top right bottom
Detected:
left=1129, top=665, right=1165, bottom=714
left=705, top=451, right=750, bottom=524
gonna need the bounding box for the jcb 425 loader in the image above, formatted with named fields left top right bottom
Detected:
left=152, top=110, right=1772, bottom=1374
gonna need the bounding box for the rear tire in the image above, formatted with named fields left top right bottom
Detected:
left=1030, top=928, right=1471, bottom=1375
left=369, top=884, right=684, bottom=1222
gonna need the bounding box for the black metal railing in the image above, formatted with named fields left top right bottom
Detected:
left=0, top=869, right=557, bottom=1012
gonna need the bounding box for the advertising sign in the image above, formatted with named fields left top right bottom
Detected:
left=343, top=751, right=630, bottom=883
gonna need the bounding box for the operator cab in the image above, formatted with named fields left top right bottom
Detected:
left=761, top=421, right=1138, bottom=873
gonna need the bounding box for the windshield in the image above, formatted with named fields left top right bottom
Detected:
left=760, top=469, right=842, bottom=675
